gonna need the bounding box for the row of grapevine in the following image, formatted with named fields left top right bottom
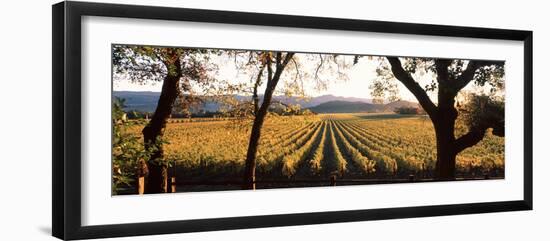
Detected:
left=347, top=120, right=435, bottom=157
left=281, top=121, right=325, bottom=177
left=345, top=117, right=503, bottom=174
left=326, top=121, right=347, bottom=176
left=333, top=120, right=398, bottom=175
left=351, top=118, right=438, bottom=154
left=308, top=122, right=328, bottom=174
left=258, top=121, right=320, bottom=164
left=258, top=121, right=323, bottom=166
left=343, top=122, right=426, bottom=172
left=331, top=120, right=376, bottom=174
left=260, top=121, right=316, bottom=151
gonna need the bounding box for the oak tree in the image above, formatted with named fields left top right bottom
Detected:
left=113, top=45, right=214, bottom=193
left=371, top=57, right=505, bottom=179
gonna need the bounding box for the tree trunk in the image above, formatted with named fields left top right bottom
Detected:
left=145, top=163, right=168, bottom=193
left=252, top=65, right=264, bottom=116
left=433, top=90, right=458, bottom=180
left=242, top=52, right=293, bottom=189
left=142, top=60, right=181, bottom=194
left=243, top=84, right=278, bottom=189
left=434, top=119, right=457, bottom=180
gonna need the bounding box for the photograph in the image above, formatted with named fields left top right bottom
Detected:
left=0, top=0, right=542, bottom=240
left=111, top=44, right=505, bottom=195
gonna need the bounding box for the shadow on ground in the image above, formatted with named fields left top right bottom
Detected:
left=38, top=226, right=51, bottom=236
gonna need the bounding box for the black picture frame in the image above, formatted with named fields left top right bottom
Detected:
left=52, top=1, right=533, bottom=240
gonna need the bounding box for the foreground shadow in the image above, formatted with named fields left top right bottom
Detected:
left=38, top=226, right=51, bottom=236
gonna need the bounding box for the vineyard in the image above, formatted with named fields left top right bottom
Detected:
left=123, top=113, right=504, bottom=191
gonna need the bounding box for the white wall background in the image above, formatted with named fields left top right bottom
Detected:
left=0, top=0, right=547, bottom=240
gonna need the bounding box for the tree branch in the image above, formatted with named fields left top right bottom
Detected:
left=434, top=59, right=452, bottom=84
left=454, top=128, right=487, bottom=154
left=266, top=54, right=273, bottom=86
left=290, top=57, right=301, bottom=82
left=281, top=52, right=295, bottom=68
left=275, top=52, right=282, bottom=68
left=252, top=64, right=265, bottom=115
left=386, top=57, right=437, bottom=116
left=314, top=54, right=324, bottom=81
left=269, top=52, right=295, bottom=89
left=454, top=60, right=505, bottom=91
left=258, top=52, right=294, bottom=112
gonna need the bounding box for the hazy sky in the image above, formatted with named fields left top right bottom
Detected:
left=113, top=53, right=486, bottom=103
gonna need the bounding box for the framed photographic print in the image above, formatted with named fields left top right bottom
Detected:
left=52, top=1, right=533, bottom=240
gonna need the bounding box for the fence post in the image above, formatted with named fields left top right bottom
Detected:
left=136, top=159, right=148, bottom=195
left=330, top=175, right=336, bottom=186
left=170, top=177, right=176, bottom=193
left=138, top=176, right=145, bottom=195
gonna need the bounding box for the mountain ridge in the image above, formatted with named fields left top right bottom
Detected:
left=307, top=100, right=419, bottom=113
left=113, top=91, right=418, bottom=114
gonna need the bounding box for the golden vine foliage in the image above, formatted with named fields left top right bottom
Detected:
left=123, top=113, right=504, bottom=179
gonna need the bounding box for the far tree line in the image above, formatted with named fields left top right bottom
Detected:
left=113, top=45, right=505, bottom=193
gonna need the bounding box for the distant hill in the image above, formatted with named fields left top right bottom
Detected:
left=112, top=91, right=378, bottom=113
left=113, top=91, right=160, bottom=112
left=308, top=101, right=383, bottom=113
left=383, top=100, right=419, bottom=110
left=289, top=95, right=375, bottom=107
left=307, top=100, right=419, bottom=113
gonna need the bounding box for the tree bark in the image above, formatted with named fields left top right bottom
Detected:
left=142, top=58, right=182, bottom=194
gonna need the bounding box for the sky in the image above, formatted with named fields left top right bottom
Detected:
left=113, top=52, right=487, bottom=103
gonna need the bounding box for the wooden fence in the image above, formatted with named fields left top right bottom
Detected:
left=136, top=174, right=495, bottom=194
